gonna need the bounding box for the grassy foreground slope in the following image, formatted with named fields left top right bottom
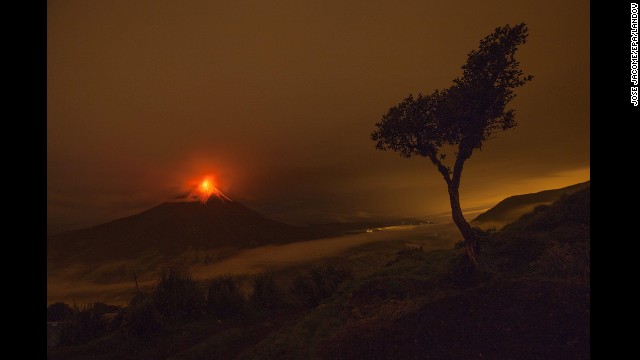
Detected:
left=243, top=187, right=590, bottom=359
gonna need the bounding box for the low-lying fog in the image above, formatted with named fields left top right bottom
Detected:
left=190, top=223, right=460, bottom=278
left=48, top=223, right=462, bottom=305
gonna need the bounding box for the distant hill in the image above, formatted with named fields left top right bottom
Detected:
left=471, top=180, right=590, bottom=229
left=47, top=196, right=319, bottom=267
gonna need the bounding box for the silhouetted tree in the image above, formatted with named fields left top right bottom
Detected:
left=371, top=24, right=533, bottom=266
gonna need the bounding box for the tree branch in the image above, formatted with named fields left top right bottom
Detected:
left=427, top=153, right=452, bottom=186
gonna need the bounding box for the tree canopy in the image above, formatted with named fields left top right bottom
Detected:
left=371, top=23, right=533, bottom=182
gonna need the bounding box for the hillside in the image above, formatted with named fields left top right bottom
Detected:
left=48, top=186, right=590, bottom=359
left=317, top=186, right=590, bottom=359
left=234, top=187, right=590, bottom=359
left=471, top=180, right=590, bottom=229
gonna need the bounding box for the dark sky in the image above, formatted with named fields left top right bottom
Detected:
left=47, top=0, right=590, bottom=234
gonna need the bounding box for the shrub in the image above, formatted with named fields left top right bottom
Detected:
left=290, top=265, right=351, bottom=308
left=535, top=242, right=590, bottom=278
left=207, top=275, right=246, bottom=319
left=153, top=267, right=205, bottom=324
left=453, top=227, right=492, bottom=254
left=125, top=292, right=164, bottom=338
left=47, top=302, right=73, bottom=322
left=250, top=272, right=285, bottom=311
left=447, top=254, right=478, bottom=289
left=385, top=246, right=426, bottom=266
left=58, top=302, right=118, bottom=345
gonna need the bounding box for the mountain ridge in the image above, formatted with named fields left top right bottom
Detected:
left=471, top=180, right=590, bottom=229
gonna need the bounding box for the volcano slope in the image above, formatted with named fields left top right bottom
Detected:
left=48, top=196, right=319, bottom=266
left=47, top=196, right=334, bottom=304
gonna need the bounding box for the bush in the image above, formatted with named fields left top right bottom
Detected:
left=250, top=272, right=285, bottom=311
left=454, top=227, right=493, bottom=253
left=447, top=254, right=478, bottom=289
left=535, top=242, right=590, bottom=278
left=125, top=292, right=164, bottom=338
left=153, top=267, right=205, bottom=324
left=386, top=246, right=426, bottom=266
left=58, top=302, right=118, bottom=345
left=207, top=275, right=246, bottom=319
left=290, top=265, right=351, bottom=308
left=47, top=302, right=73, bottom=322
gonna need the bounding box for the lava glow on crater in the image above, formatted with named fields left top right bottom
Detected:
left=196, top=177, right=231, bottom=203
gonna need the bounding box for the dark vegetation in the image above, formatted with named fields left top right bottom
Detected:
left=48, top=302, right=122, bottom=347
left=207, top=275, right=246, bottom=319
left=48, top=187, right=589, bottom=359
left=290, top=265, right=352, bottom=309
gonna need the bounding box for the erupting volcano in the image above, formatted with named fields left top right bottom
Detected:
left=47, top=175, right=318, bottom=266
left=196, top=177, right=231, bottom=203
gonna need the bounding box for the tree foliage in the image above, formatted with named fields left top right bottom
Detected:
left=372, top=23, right=532, bottom=173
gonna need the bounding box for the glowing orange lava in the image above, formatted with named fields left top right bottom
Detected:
left=196, top=177, right=231, bottom=203
left=200, top=179, right=214, bottom=199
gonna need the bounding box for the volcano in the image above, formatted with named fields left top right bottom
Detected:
left=47, top=196, right=314, bottom=266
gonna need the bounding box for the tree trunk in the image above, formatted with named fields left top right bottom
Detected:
left=448, top=184, right=478, bottom=266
